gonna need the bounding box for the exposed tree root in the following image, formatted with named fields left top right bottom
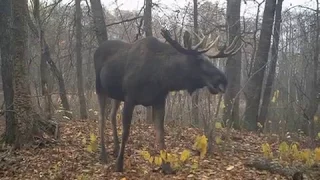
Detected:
left=30, top=113, right=60, bottom=147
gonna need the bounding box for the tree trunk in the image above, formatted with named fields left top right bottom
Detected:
left=192, top=0, right=200, bottom=126
left=27, top=14, right=72, bottom=120
left=12, top=0, right=57, bottom=146
left=304, top=0, right=320, bottom=139
left=144, top=0, right=153, bottom=123
left=90, top=0, right=108, bottom=44
left=45, top=41, right=73, bottom=119
left=144, top=0, right=153, bottom=37
left=259, top=0, right=284, bottom=131
left=40, top=34, right=53, bottom=120
left=244, top=0, right=276, bottom=131
left=89, top=0, right=112, bottom=116
left=33, top=0, right=53, bottom=120
left=76, top=0, right=88, bottom=119
left=0, top=0, right=17, bottom=145
left=12, top=0, right=34, bottom=144
left=223, top=0, right=242, bottom=129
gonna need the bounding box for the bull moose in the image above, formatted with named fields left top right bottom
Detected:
left=94, top=28, right=242, bottom=173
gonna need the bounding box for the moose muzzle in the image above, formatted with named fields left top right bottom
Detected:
left=207, top=83, right=226, bottom=94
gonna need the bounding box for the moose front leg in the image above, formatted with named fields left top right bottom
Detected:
left=110, top=100, right=120, bottom=156
left=115, top=98, right=135, bottom=172
left=152, top=100, right=174, bottom=174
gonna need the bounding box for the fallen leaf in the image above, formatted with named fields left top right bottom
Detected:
left=226, top=165, right=234, bottom=171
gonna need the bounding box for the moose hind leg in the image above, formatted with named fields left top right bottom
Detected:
left=115, top=98, right=135, bottom=172
left=98, top=93, right=108, bottom=164
left=153, top=100, right=174, bottom=174
left=110, top=99, right=121, bottom=156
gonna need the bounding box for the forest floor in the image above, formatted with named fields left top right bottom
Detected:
left=0, top=119, right=313, bottom=180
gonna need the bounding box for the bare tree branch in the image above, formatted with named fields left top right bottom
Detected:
left=106, top=16, right=143, bottom=27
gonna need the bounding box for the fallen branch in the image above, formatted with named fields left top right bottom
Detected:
left=244, top=156, right=320, bottom=179
left=245, top=157, right=299, bottom=176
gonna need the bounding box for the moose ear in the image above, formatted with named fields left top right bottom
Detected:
left=183, top=31, right=192, bottom=49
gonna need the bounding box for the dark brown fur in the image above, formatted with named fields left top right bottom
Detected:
left=94, top=35, right=228, bottom=172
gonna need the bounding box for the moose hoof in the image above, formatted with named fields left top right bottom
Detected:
left=100, top=154, right=108, bottom=164
left=115, top=159, right=124, bottom=172
left=115, top=163, right=124, bottom=172
left=161, top=163, right=175, bottom=175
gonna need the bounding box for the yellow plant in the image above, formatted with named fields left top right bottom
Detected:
left=279, top=142, right=289, bottom=160
left=139, top=135, right=207, bottom=171
left=215, top=122, right=223, bottom=129
left=290, top=143, right=300, bottom=160
left=140, top=149, right=188, bottom=170
left=215, top=136, right=222, bottom=145
left=160, top=150, right=167, bottom=162
left=154, top=156, right=162, bottom=166
left=86, top=133, right=98, bottom=153
left=191, top=157, right=199, bottom=169
left=261, top=143, right=273, bottom=158
left=148, top=156, right=154, bottom=164
left=314, top=148, right=320, bottom=162
left=300, top=149, right=313, bottom=167
left=180, top=149, right=191, bottom=162
left=140, top=150, right=151, bottom=161
left=193, top=135, right=208, bottom=159
left=261, top=141, right=320, bottom=167
left=81, top=133, right=98, bottom=153
left=160, top=150, right=183, bottom=168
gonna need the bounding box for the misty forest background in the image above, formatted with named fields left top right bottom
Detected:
left=1, top=0, right=320, bottom=179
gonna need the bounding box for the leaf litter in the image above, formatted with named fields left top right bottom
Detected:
left=0, top=119, right=289, bottom=180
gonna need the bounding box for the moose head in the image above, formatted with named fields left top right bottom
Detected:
left=160, top=28, right=242, bottom=95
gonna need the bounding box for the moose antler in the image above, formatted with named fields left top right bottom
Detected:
left=190, top=30, right=209, bottom=50
left=190, top=30, right=208, bottom=50
left=203, top=35, right=243, bottom=58
left=161, top=28, right=203, bottom=55
left=192, top=30, right=243, bottom=58
left=161, top=28, right=243, bottom=58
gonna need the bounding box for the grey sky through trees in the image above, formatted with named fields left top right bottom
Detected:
left=52, top=0, right=314, bottom=18
left=102, top=0, right=313, bottom=13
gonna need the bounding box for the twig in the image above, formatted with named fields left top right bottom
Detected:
left=135, top=18, right=144, bottom=41
left=106, top=16, right=143, bottom=27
